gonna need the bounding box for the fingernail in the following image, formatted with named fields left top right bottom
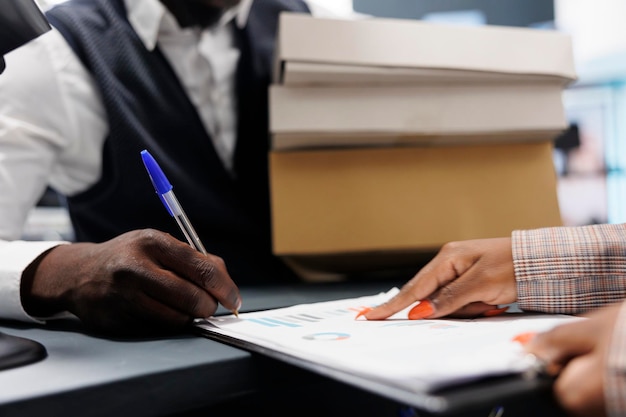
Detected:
left=355, top=307, right=372, bottom=320
left=512, top=332, right=537, bottom=345
left=408, top=300, right=435, bottom=320
left=482, top=306, right=510, bottom=317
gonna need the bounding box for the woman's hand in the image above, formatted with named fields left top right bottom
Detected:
left=522, top=303, right=622, bottom=417
left=364, top=237, right=517, bottom=320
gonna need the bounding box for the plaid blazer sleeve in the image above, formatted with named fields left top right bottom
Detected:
left=513, top=223, right=626, bottom=416
left=512, top=223, right=626, bottom=314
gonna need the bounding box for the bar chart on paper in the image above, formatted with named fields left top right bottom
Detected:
left=242, top=304, right=372, bottom=328
left=195, top=288, right=580, bottom=402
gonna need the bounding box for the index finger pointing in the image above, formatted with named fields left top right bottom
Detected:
left=363, top=251, right=464, bottom=320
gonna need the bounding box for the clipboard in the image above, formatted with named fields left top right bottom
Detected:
left=195, top=289, right=573, bottom=416
left=197, top=327, right=559, bottom=415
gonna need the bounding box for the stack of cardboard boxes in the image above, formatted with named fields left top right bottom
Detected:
left=268, top=13, right=577, bottom=277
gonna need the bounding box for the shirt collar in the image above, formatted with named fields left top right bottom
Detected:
left=123, top=0, right=254, bottom=51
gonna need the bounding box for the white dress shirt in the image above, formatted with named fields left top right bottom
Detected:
left=0, top=0, right=359, bottom=322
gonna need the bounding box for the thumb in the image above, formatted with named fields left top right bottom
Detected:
left=408, top=298, right=497, bottom=320
left=411, top=267, right=494, bottom=319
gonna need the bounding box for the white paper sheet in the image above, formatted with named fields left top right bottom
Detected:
left=195, top=288, right=580, bottom=393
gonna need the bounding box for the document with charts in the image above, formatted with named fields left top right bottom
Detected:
left=195, top=288, right=579, bottom=396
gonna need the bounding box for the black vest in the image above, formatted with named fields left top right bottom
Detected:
left=45, top=0, right=310, bottom=284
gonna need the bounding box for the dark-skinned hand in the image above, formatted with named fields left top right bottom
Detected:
left=21, top=229, right=241, bottom=336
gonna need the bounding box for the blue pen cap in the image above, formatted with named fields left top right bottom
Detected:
left=141, top=150, right=175, bottom=216
left=141, top=150, right=173, bottom=194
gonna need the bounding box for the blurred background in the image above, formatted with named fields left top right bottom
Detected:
left=26, top=0, right=626, bottom=241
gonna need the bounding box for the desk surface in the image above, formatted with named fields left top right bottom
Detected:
left=0, top=281, right=566, bottom=417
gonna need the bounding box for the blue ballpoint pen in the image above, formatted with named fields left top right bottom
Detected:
left=141, top=150, right=208, bottom=255
left=140, top=149, right=239, bottom=317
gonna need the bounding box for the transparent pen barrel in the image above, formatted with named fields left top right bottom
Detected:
left=162, top=191, right=208, bottom=255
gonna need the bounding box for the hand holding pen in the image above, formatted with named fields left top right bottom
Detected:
left=141, top=150, right=240, bottom=317
left=512, top=303, right=621, bottom=417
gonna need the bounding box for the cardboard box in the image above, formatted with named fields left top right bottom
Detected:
left=274, top=13, right=576, bottom=86
left=270, top=83, right=567, bottom=150
left=267, top=13, right=572, bottom=277
left=269, top=142, right=562, bottom=274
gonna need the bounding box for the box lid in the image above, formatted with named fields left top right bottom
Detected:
left=274, top=13, right=577, bottom=85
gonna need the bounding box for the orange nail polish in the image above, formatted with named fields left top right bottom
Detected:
left=482, top=306, right=510, bottom=317
left=355, top=307, right=372, bottom=320
left=408, top=300, right=435, bottom=320
left=512, top=332, right=536, bottom=345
